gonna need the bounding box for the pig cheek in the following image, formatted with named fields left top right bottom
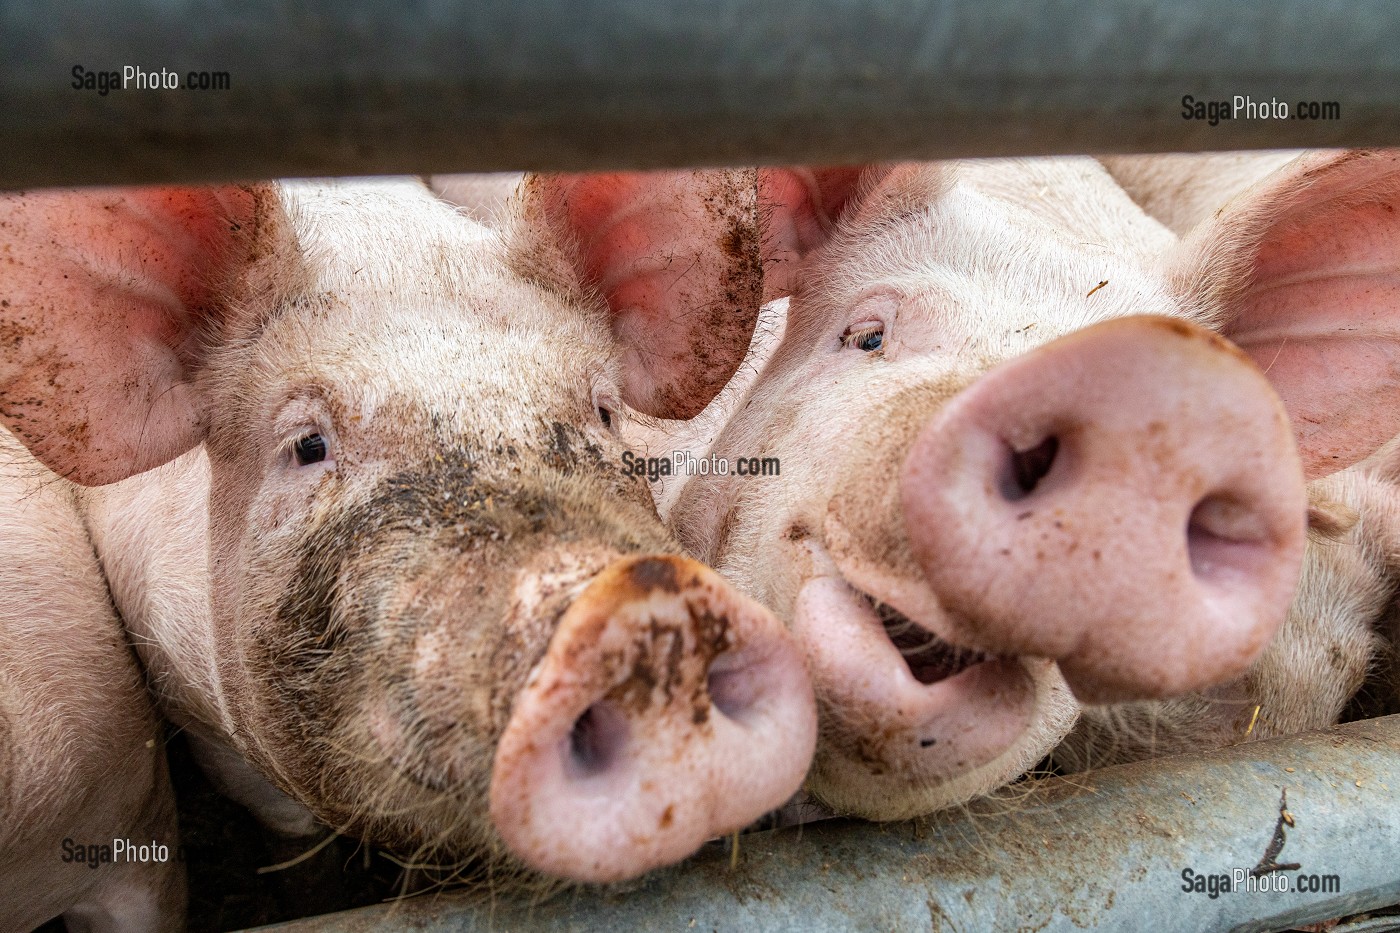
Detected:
left=255, top=468, right=339, bottom=535
left=367, top=626, right=495, bottom=790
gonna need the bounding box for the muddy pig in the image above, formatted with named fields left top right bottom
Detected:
left=0, top=172, right=816, bottom=886
left=662, top=155, right=1341, bottom=821
left=0, top=426, right=184, bottom=931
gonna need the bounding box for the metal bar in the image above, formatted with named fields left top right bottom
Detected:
left=4, top=1, right=1400, bottom=189
left=247, top=715, right=1400, bottom=933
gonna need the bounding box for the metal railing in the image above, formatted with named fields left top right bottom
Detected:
left=248, top=717, right=1400, bottom=933
left=4, top=0, right=1400, bottom=189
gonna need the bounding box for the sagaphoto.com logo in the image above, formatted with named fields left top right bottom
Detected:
left=72, top=64, right=231, bottom=96
left=621, top=449, right=781, bottom=483
left=1181, top=93, right=1340, bottom=126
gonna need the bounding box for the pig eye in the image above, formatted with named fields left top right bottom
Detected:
left=293, top=432, right=329, bottom=466
left=592, top=386, right=620, bottom=432
left=842, top=324, right=885, bottom=353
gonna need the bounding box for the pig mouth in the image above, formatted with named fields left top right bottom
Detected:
left=865, top=595, right=993, bottom=686
left=795, top=535, right=998, bottom=688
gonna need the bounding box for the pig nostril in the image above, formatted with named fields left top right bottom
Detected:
left=566, top=701, right=628, bottom=779
left=999, top=436, right=1059, bottom=502
left=707, top=656, right=761, bottom=721
left=1186, top=494, right=1265, bottom=582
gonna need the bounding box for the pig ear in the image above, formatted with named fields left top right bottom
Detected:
left=758, top=166, right=874, bottom=299
left=1172, top=150, right=1400, bottom=481
left=523, top=170, right=766, bottom=420
left=0, top=184, right=279, bottom=485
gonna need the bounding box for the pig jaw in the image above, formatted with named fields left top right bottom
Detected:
left=793, top=566, right=1075, bottom=821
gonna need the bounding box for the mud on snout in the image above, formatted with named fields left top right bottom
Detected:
left=234, top=455, right=815, bottom=888
left=492, top=554, right=817, bottom=883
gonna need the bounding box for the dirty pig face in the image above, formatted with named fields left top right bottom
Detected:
left=671, top=160, right=1305, bottom=820
left=201, top=265, right=642, bottom=847
left=199, top=185, right=813, bottom=882
left=0, top=175, right=816, bottom=886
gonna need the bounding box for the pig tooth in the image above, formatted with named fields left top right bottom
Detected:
left=858, top=591, right=993, bottom=685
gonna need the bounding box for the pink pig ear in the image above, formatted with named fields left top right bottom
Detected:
left=757, top=166, right=873, bottom=299
left=0, top=184, right=279, bottom=485
left=1172, top=149, right=1400, bottom=481
left=524, top=170, right=766, bottom=421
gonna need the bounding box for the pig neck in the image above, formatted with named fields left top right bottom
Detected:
left=77, top=446, right=236, bottom=748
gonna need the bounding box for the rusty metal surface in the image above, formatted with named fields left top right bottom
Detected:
left=4, top=0, right=1400, bottom=189
left=245, top=715, right=1400, bottom=932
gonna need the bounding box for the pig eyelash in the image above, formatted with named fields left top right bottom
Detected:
left=841, top=322, right=885, bottom=353
left=293, top=433, right=329, bottom=466
left=286, top=430, right=335, bottom=468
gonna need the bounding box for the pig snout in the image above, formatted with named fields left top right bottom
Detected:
left=490, top=555, right=816, bottom=883
left=900, top=315, right=1307, bottom=703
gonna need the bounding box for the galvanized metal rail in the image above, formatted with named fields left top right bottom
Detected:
left=250, top=716, right=1400, bottom=933
left=4, top=0, right=1400, bottom=189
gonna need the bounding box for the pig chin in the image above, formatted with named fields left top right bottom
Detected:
left=790, top=536, right=1076, bottom=822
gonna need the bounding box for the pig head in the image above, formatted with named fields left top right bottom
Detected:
left=668, top=156, right=1334, bottom=820
left=0, top=172, right=816, bottom=886
left=1057, top=149, right=1400, bottom=768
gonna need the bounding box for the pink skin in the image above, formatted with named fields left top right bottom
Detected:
left=1206, top=152, right=1400, bottom=481
left=0, top=171, right=811, bottom=885
left=668, top=157, right=1339, bottom=820
left=794, top=571, right=1043, bottom=813
left=901, top=315, right=1305, bottom=703
left=0, top=428, right=184, bottom=932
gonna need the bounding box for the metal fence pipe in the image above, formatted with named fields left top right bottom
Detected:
left=247, top=715, right=1400, bottom=933
left=4, top=1, right=1400, bottom=189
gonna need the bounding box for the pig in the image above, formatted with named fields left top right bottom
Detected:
left=1054, top=149, right=1400, bottom=769
left=0, top=427, right=184, bottom=931
left=664, top=152, right=1400, bottom=822
left=0, top=171, right=817, bottom=887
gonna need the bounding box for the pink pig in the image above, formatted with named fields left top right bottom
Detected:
left=0, top=425, right=184, bottom=931
left=0, top=171, right=816, bottom=887
left=663, top=152, right=1400, bottom=821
